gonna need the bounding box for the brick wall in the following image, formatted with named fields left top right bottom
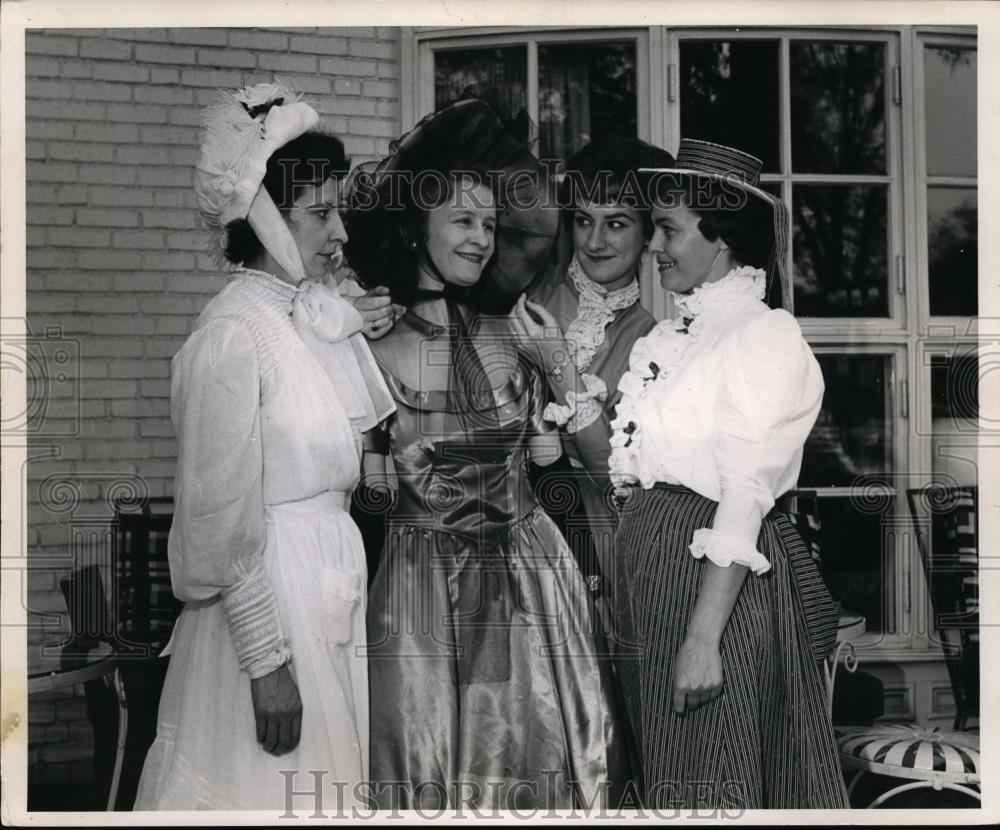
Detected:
left=24, top=26, right=401, bottom=793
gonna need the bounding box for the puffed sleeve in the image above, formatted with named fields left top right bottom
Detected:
left=169, top=315, right=291, bottom=679
left=689, top=310, right=824, bottom=575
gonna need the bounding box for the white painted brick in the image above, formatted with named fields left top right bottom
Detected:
left=26, top=56, right=61, bottom=78
left=273, top=74, right=331, bottom=95
left=135, top=44, right=197, bottom=65
left=26, top=79, right=75, bottom=99
left=76, top=208, right=139, bottom=228
left=349, top=40, right=397, bottom=61
left=140, top=378, right=172, bottom=396
left=89, top=185, right=154, bottom=207
left=46, top=228, right=110, bottom=248
left=106, top=103, right=171, bottom=124
left=92, top=63, right=150, bottom=84
left=348, top=117, right=399, bottom=138
left=83, top=439, right=149, bottom=458
left=78, top=250, right=144, bottom=270
left=376, top=101, right=398, bottom=119
left=141, top=209, right=196, bottom=229
left=378, top=61, right=399, bottom=80
left=81, top=336, right=145, bottom=357
left=27, top=206, right=75, bottom=226
left=139, top=419, right=176, bottom=437
left=26, top=294, right=77, bottom=313
left=330, top=27, right=377, bottom=39
left=319, top=57, right=377, bottom=77
left=331, top=97, right=376, bottom=117
left=27, top=100, right=106, bottom=122
left=75, top=123, right=140, bottom=143
left=104, top=28, right=169, bottom=43
left=27, top=120, right=74, bottom=140
left=60, top=61, right=94, bottom=79
left=25, top=35, right=78, bottom=57
left=290, top=35, right=348, bottom=55
left=113, top=273, right=168, bottom=293
left=334, top=78, right=361, bottom=96
left=27, top=143, right=46, bottom=162
left=111, top=399, right=166, bottom=418
left=341, top=136, right=376, bottom=156
left=145, top=338, right=189, bottom=358
left=153, top=190, right=192, bottom=209
left=195, top=48, right=257, bottom=69
left=362, top=79, right=397, bottom=99
left=70, top=81, right=133, bottom=102
left=180, top=68, right=244, bottom=88
left=44, top=273, right=114, bottom=292
left=138, top=168, right=193, bottom=188
left=112, top=230, right=167, bottom=249
left=138, top=125, right=199, bottom=146
left=168, top=147, right=197, bottom=168
left=228, top=30, right=288, bottom=51
left=167, top=108, right=203, bottom=127
left=77, top=296, right=140, bottom=314
left=258, top=53, right=319, bottom=74
left=28, top=250, right=78, bottom=269
left=133, top=86, right=195, bottom=106
left=86, top=316, right=156, bottom=337
left=150, top=67, right=181, bottom=85
left=166, top=231, right=210, bottom=251
left=167, top=29, right=229, bottom=47
left=141, top=252, right=197, bottom=271
left=48, top=142, right=114, bottom=163
left=79, top=39, right=132, bottom=62
left=78, top=164, right=136, bottom=186
left=151, top=439, right=179, bottom=458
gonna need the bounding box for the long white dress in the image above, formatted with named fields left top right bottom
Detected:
left=135, top=269, right=390, bottom=811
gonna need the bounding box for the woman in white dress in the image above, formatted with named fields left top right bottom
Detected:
left=134, top=82, right=393, bottom=811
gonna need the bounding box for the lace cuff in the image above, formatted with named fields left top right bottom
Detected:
left=221, top=559, right=291, bottom=679
left=543, top=372, right=607, bottom=429
left=689, top=528, right=771, bottom=575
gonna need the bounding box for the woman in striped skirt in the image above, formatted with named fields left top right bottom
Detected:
left=608, top=139, right=849, bottom=810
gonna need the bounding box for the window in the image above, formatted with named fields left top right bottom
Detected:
left=419, top=29, right=648, bottom=170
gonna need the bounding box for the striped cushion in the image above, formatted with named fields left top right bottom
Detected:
left=836, top=725, right=979, bottom=784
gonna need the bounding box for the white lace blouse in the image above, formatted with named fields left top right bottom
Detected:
left=609, top=267, right=824, bottom=574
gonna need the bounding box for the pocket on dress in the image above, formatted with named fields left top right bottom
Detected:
left=321, top=569, right=363, bottom=647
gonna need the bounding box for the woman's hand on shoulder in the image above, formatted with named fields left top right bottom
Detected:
left=352, top=286, right=396, bottom=340
left=250, top=662, right=302, bottom=756
left=671, top=634, right=724, bottom=715
left=509, top=293, right=569, bottom=375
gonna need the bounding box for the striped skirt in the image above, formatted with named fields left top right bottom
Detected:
left=613, top=485, right=849, bottom=810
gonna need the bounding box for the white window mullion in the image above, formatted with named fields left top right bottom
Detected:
left=526, top=40, right=539, bottom=133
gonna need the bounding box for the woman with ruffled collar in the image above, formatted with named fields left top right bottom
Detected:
left=510, top=137, right=674, bottom=625
left=608, top=140, right=848, bottom=809
left=134, top=83, right=394, bottom=810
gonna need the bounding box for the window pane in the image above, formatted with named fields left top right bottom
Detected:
left=930, top=351, right=978, bottom=483
left=801, top=354, right=891, bottom=487
left=434, top=46, right=528, bottom=121
left=538, top=41, right=637, bottom=162
left=790, top=41, right=886, bottom=175
left=928, top=187, right=977, bottom=316
left=793, top=184, right=888, bottom=317
left=680, top=40, right=780, bottom=173
left=816, top=496, right=887, bottom=632
left=925, top=46, right=977, bottom=177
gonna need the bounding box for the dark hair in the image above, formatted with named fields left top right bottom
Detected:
left=654, top=175, right=774, bottom=270
left=344, top=170, right=499, bottom=302
left=223, top=131, right=350, bottom=265
left=560, top=137, right=675, bottom=239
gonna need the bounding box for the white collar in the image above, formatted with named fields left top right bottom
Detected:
left=673, top=265, right=766, bottom=319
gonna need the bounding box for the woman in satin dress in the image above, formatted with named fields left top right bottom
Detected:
left=345, top=99, right=629, bottom=811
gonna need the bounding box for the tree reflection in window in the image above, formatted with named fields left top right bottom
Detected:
left=790, top=41, right=886, bottom=175
left=793, top=185, right=889, bottom=317
left=928, top=188, right=977, bottom=316
left=435, top=46, right=528, bottom=123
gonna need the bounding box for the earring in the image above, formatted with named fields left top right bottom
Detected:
left=408, top=241, right=418, bottom=251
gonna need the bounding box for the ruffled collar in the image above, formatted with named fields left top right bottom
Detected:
left=672, top=265, right=766, bottom=320
left=564, top=256, right=640, bottom=374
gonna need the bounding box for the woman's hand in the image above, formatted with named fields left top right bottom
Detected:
left=352, top=286, right=396, bottom=340
left=250, top=662, right=302, bottom=756
left=671, top=634, right=724, bottom=715
left=509, top=294, right=570, bottom=376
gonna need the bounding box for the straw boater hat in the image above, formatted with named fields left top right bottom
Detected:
left=640, top=138, right=790, bottom=307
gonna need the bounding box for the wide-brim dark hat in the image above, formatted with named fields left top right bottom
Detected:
left=345, top=98, right=559, bottom=311
left=640, top=138, right=790, bottom=307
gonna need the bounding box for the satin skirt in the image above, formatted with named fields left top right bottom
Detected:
left=613, top=485, right=849, bottom=810
left=135, top=494, right=369, bottom=811
left=366, top=507, right=629, bottom=810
